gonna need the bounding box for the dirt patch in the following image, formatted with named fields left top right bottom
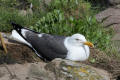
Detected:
left=87, top=48, right=120, bottom=79
left=0, top=38, right=42, bottom=64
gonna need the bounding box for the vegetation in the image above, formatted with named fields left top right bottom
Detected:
left=30, top=0, right=112, bottom=51
left=0, top=0, right=42, bottom=32
left=0, top=0, right=114, bottom=53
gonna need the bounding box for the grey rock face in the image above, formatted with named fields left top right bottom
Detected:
left=96, top=8, right=120, bottom=29
left=0, top=59, right=111, bottom=80
left=109, top=0, right=120, bottom=5
left=96, top=8, right=120, bottom=53
left=45, top=58, right=111, bottom=80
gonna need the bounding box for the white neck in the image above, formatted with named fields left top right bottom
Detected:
left=64, top=37, right=90, bottom=61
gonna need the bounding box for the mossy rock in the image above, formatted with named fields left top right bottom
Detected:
left=45, top=58, right=110, bottom=80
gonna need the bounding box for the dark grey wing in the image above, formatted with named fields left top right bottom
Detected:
left=25, top=31, right=68, bottom=61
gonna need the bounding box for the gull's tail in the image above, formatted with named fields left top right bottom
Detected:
left=10, top=22, right=29, bottom=45
left=10, top=22, right=42, bottom=59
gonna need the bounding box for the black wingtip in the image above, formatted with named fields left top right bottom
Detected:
left=10, top=22, right=39, bottom=34
left=11, top=22, right=16, bottom=26
left=10, top=22, right=23, bottom=30
left=11, top=22, right=16, bottom=28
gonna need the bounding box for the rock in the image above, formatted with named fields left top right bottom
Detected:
left=87, top=0, right=111, bottom=8
left=45, top=58, right=111, bottom=80
left=109, top=0, right=120, bottom=5
left=0, top=62, right=55, bottom=80
left=96, top=8, right=120, bottom=28
left=96, top=8, right=120, bottom=53
left=0, top=59, right=111, bottom=80
left=18, top=9, right=33, bottom=16
left=28, top=63, right=54, bottom=80
left=44, top=0, right=52, bottom=5
left=18, top=10, right=27, bottom=16
left=96, top=8, right=120, bottom=33
left=18, top=3, right=33, bottom=16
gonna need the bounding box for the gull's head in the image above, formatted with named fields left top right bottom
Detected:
left=68, top=34, right=94, bottom=47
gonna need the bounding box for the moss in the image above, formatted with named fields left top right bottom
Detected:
left=62, top=64, right=103, bottom=80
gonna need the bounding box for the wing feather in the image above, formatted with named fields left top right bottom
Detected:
left=25, top=31, right=67, bottom=61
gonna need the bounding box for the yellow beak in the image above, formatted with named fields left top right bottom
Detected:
left=84, top=41, right=94, bottom=48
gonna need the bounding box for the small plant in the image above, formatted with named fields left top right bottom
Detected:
left=0, top=0, right=42, bottom=32
left=30, top=10, right=70, bottom=35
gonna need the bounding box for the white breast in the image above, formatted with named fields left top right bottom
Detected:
left=64, top=37, right=90, bottom=61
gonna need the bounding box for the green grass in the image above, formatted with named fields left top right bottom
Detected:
left=0, top=0, right=43, bottom=32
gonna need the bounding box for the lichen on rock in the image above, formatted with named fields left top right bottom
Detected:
left=45, top=58, right=110, bottom=80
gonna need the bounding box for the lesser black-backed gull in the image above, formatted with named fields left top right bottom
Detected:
left=11, top=22, right=94, bottom=61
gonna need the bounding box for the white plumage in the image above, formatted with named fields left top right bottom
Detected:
left=64, top=34, right=90, bottom=61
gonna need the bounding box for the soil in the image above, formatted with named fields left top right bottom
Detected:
left=88, top=48, right=120, bottom=80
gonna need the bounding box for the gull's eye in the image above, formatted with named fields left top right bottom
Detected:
left=75, top=38, right=79, bottom=41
